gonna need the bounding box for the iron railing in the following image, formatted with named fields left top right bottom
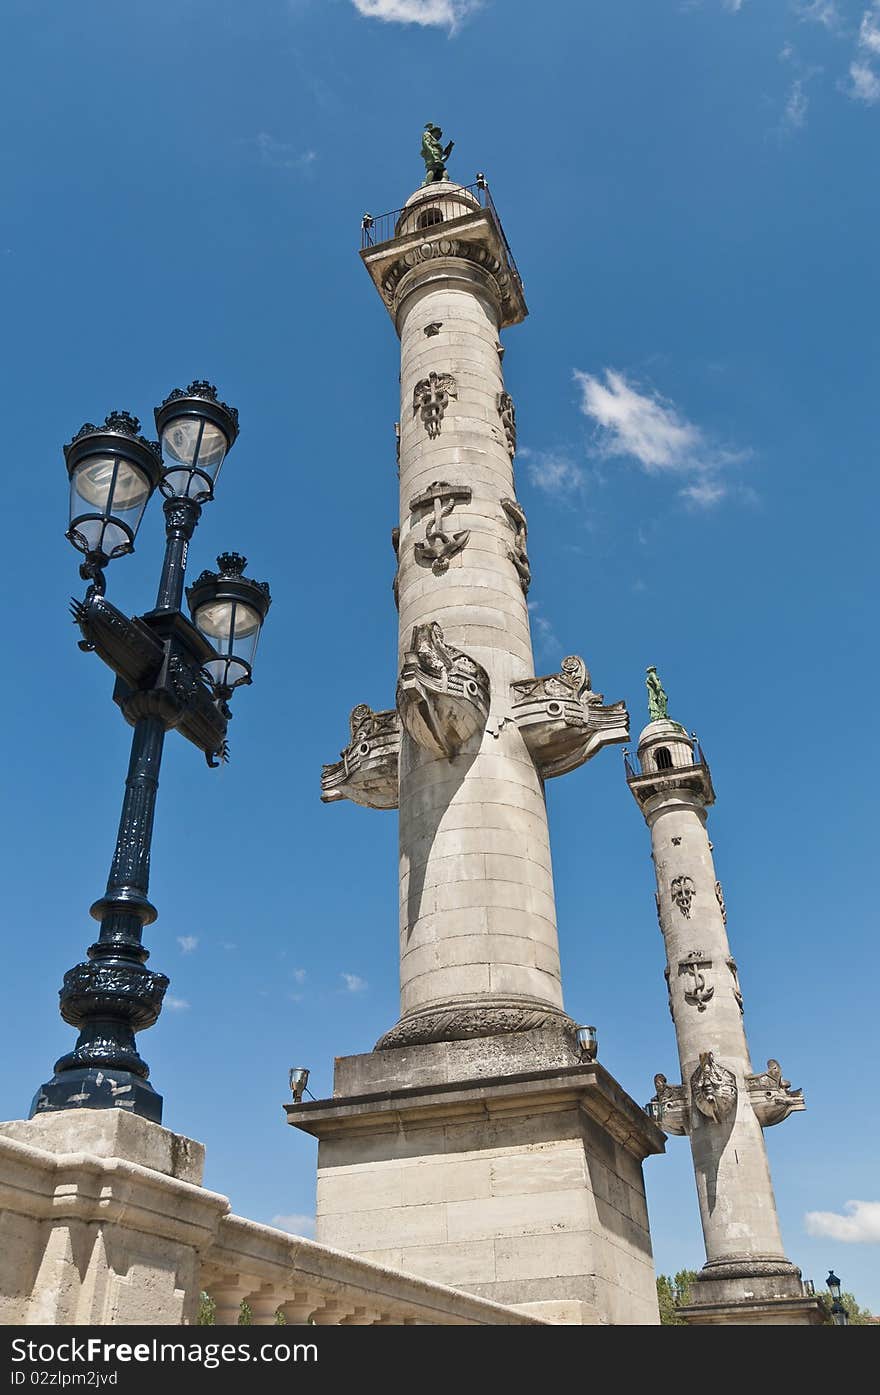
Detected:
left=360, top=176, right=523, bottom=293
left=624, top=738, right=708, bottom=782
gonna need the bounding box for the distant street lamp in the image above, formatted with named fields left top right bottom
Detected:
left=31, top=382, right=271, bottom=1125
left=827, top=1270, right=849, bottom=1326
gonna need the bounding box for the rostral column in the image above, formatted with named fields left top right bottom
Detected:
left=288, top=136, right=665, bottom=1326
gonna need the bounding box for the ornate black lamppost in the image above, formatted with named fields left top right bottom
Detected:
left=31, top=382, right=271, bottom=1125
left=826, top=1270, right=849, bottom=1326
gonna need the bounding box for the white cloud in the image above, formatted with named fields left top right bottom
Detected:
left=165, top=995, right=190, bottom=1011
left=351, top=0, right=478, bottom=27
left=782, top=77, right=810, bottom=131
left=860, top=4, right=880, bottom=53
left=521, top=448, right=585, bottom=497
left=177, top=935, right=198, bottom=954
left=680, top=477, right=728, bottom=507
left=341, top=972, right=368, bottom=993
left=777, top=43, right=821, bottom=135
left=246, top=134, right=318, bottom=171
left=794, top=0, right=841, bottom=27
left=292, top=967, right=307, bottom=984
left=574, top=368, right=746, bottom=508
left=271, top=1213, right=316, bottom=1238
left=847, top=6, right=880, bottom=101
left=849, top=57, right=880, bottom=100
left=527, top=602, right=561, bottom=658
left=723, top=0, right=744, bottom=11
left=575, top=368, right=703, bottom=472
left=805, top=1200, right=880, bottom=1243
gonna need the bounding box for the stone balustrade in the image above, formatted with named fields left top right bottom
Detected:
left=0, top=1110, right=546, bottom=1326
left=201, top=1213, right=547, bottom=1326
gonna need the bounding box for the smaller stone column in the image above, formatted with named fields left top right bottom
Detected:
left=626, top=671, right=821, bottom=1325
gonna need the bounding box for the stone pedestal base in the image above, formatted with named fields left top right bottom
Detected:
left=0, top=1110, right=227, bottom=1324
left=286, top=1027, right=666, bottom=1325
left=679, top=1259, right=823, bottom=1325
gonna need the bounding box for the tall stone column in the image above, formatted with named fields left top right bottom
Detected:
left=626, top=672, right=821, bottom=1325
left=292, top=162, right=665, bottom=1326
left=390, top=182, right=564, bottom=1043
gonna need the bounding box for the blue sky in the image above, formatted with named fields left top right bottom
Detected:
left=1, top=0, right=877, bottom=1311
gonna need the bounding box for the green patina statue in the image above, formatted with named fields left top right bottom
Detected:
left=646, top=666, right=669, bottom=722
left=421, top=122, right=454, bottom=185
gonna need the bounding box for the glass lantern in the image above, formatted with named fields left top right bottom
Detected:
left=576, top=1025, right=598, bottom=1060
left=64, top=412, right=163, bottom=565
left=154, top=381, right=239, bottom=502
left=289, top=1068, right=310, bottom=1103
left=186, top=552, right=271, bottom=695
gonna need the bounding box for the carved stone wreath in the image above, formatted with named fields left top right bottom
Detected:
left=715, top=879, right=727, bottom=925
left=376, top=1002, right=573, bottom=1049
left=497, top=391, right=517, bottom=458
left=381, top=238, right=516, bottom=316
left=501, top=497, right=531, bottom=594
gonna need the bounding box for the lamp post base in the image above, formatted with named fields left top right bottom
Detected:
left=30, top=1068, right=163, bottom=1124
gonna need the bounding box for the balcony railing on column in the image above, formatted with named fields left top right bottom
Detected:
left=360, top=177, right=523, bottom=295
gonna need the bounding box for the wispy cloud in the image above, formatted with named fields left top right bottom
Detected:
left=777, top=44, right=822, bottom=136
left=848, top=5, right=880, bottom=101
left=520, top=447, right=585, bottom=497
left=350, top=0, right=479, bottom=27
left=794, top=0, right=841, bottom=28
left=165, top=995, right=190, bottom=1011
left=271, top=1213, right=316, bottom=1238
left=679, top=477, right=728, bottom=507
left=177, top=935, right=199, bottom=954
left=288, top=968, right=308, bottom=1003
left=805, top=1200, right=880, bottom=1243
left=573, top=368, right=749, bottom=508
left=849, top=56, right=880, bottom=99
left=341, top=972, right=368, bottom=993
left=781, top=75, right=810, bottom=132
left=527, top=602, right=560, bottom=660
left=244, top=133, right=318, bottom=172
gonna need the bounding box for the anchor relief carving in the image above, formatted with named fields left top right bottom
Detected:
left=679, top=950, right=714, bottom=1012
left=691, top=1051, right=738, bottom=1125
left=321, top=704, right=400, bottom=810
left=413, top=372, right=457, bottom=440
left=670, top=875, right=696, bottom=918
left=397, top=621, right=490, bottom=758
left=501, top=497, right=531, bottom=594
left=410, top=481, right=472, bottom=575
left=510, top=655, right=629, bottom=779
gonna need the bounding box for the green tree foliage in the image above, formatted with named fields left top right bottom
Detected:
left=816, top=1291, right=875, bottom=1326
left=197, top=1292, right=288, bottom=1325
left=656, top=1270, right=697, bottom=1325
